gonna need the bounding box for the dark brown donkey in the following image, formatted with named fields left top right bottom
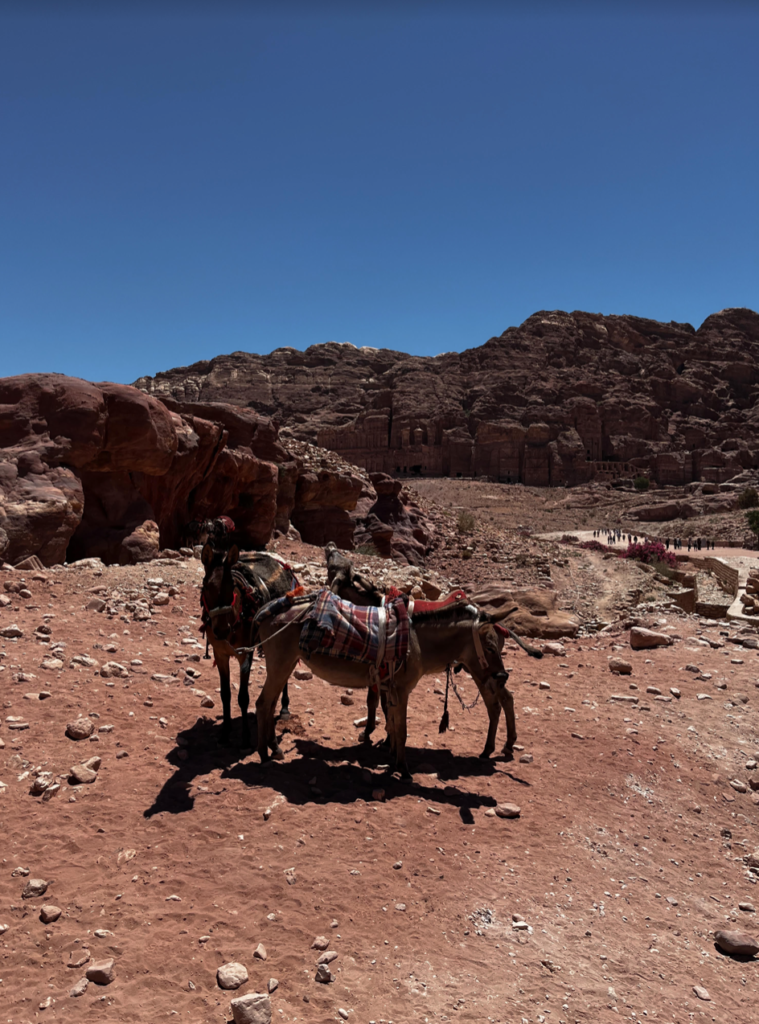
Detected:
left=200, top=544, right=298, bottom=747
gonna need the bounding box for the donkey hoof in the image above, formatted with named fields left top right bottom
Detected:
left=278, top=709, right=291, bottom=721
left=479, top=750, right=493, bottom=760
left=271, top=746, right=285, bottom=761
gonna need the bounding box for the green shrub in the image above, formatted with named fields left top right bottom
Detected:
left=634, top=475, right=650, bottom=491
left=746, top=509, right=759, bottom=540
left=355, top=543, right=381, bottom=557
left=457, top=510, right=476, bottom=534
left=738, top=487, right=759, bottom=509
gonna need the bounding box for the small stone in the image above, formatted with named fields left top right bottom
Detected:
left=22, top=878, right=48, bottom=898
left=315, top=963, right=334, bottom=983
left=39, top=904, right=61, bottom=923
left=316, top=950, right=338, bottom=964
left=86, top=598, right=106, bottom=612
left=312, top=935, right=329, bottom=950
left=340, top=694, right=354, bottom=705
left=0, top=624, right=23, bottom=638
left=40, top=656, right=64, bottom=671
left=646, top=686, right=662, bottom=695
left=730, top=779, right=747, bottom=793
left=284, top=867, right=296, bottom=885
left=670, top=687, right=681, bottom=698
left=608, top=658, right=632, bottom=675
left=230, top=992, right=272, bottom=1024
left=739, top=903, right=755, bottom=913
left=217, top=961, right=249, bottom=990
left=519, top=753, right=533, bottom=764
left=714, top=929, right=759, bottom=956
left=116, top=749, right=129, bottom=759
left=538, top=681, right=550, bottom=690
left=254, top=942, right=267, bottom=960
left=66, top=718, right=94, bottom=740
left=294, top=668, right=313, bottom=680
left=693, top=985, right=710, bottom=1001
left=200, top=695, right=215, bottom=708
left=484, top=808, right=497, bottom=817
left=495, top=803, right=521, bottom=819
left=353, top=716, right=368, bottom=728
left=393, top=860, right=403, bottom=869
left=70, top=763, right=98, bottom=785
left=94, top=928, right=114, bottom=937
left=330, top=919, right=339, bottom=928
left=630, top=627, right=672, bottom=650
left=0, top=924, right=8, bottom=935
left=86, top=957, right=115, bottom=985
left=152, top=592, right=170, bottom=606
left=339, top=1010, right=349, bottom=1021
left=268, top=978, right=278, bottom=993
left=100, top=661, right=128, bottom=679
left=69, top=977, right=89, bottom=998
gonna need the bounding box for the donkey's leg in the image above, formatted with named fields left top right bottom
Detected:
left=238, top=653, right=253, bottom=749
left=387, top=690, right=412, bottom=779
left=360, top=684, right=379, bottom=744
left=216, top=651, right=233, bottom=745
left=498, top=684, right=517, bottom=756
left=475, top=678, right=501, bottom=760
left=255, top=678, right=283, bottom=764
left=278, top=681, right=291, bottom=721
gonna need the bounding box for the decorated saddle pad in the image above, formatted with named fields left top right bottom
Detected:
left=299, top=590, right=409, bottom=673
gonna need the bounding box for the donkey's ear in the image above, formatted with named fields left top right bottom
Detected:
left=226, top=544, right=239, bottom=566
left=201, top=543, right=213, bottom=568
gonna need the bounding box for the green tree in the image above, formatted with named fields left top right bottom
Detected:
left=738, top=486, right=759, bottom=509
left=634, top=475, right=650, bottom=491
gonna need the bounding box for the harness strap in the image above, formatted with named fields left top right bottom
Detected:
left=472, top=620, right=489, bottom=669
left=375, top=605, right=387, bottom=669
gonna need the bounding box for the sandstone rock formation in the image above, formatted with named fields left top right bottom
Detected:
left=134, top=307, right=759, bottom=488
left=0, top=374, right=434, bottom=566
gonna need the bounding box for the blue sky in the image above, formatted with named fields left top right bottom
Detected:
left=1, top=1, right=757, bottom=383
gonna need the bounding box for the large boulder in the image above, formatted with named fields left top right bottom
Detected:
left=470, top=585, right=581, bottom=638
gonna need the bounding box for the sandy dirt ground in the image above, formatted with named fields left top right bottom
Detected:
left=1, top=529, right=759, bottom=1024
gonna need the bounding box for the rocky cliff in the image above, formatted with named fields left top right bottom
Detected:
left=0, top=375, right=434, bottom=567
left=134, top=307, right=759, bottom=487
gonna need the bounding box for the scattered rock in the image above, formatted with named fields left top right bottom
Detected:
left=312, top=935, right=330, bottom=950
left=739, top=903, right=755, bottom=913
left=22, top=878, right=48, bottom=898
left=315, top=963, right=334, bottom=983
left=230, top=992, right=272, bottom=1024
left=39, top=905, right=61, bottom=923
left=714, top=929, right=759, bottom=956
left=100, top=661, right=128, bottom=679
left=630, top=627, right=672, bottom=650
left=541, top=642, right=566, bottom=656
left=692, top=985, right=710, bottom=1001
left=294, top=668, right=313, bottom=680
left=86, top=958, right=115, bottom=985
left=217, top=961, right=249, bottom=990
left=284, top=867, right=296, bottom=885
left=69, top=977, right=89, bottom=998
left=495, top=803, right=521, bottom=819
left=609, top=658, right=632, bottom=675
left=519, top=753, right=533, bottom=764
left=267, top=978, right=278, bottom=994
left=316, top=950, right=338, bottom=965
left=253, top=942, right=267, bottom=960
left=538, top=681, right=550, bottom=690
left=0, top=624, right=23, bottom=638
left=340, top=694, right=354, bottom=705
left=730, top=780, right=748, bottom=793
left=66, top=718, right=94, bottom=740
left=86, top=598, right=106, bottom=612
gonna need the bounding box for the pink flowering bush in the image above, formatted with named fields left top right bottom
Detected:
left=579, top=540, right=614, bottom=553
left=623, top=540, right=677, bottom=568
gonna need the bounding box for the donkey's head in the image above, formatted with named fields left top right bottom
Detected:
left=200, top=543, right=240, bottom=641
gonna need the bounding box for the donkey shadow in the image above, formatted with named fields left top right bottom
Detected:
left=143, top=712, right=531, bottom=821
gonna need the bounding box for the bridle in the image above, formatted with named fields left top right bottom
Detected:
left=202, top=588, right=242, bottom=622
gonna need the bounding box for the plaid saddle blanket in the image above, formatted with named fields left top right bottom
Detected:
left=299, top=590, right=410, bottom=674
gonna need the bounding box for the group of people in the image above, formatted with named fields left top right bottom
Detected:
left=593, top=529, right=639, bottom=545
left=591, top=529, right=717, bottom=553
left=665, top=537, right=715, bottom=552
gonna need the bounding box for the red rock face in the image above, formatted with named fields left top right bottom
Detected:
left=134, top=306, right=759, bottom=486
left=0, top=374, right=410, bottom=566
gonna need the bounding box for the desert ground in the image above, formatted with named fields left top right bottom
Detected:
left=1, top=485, right=759, bottom=1024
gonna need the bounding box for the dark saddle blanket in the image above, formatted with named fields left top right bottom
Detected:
left=299, top=590, right=410, bottom=674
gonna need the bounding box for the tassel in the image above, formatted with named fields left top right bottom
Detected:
left=438, top=664, right=451, bottom=733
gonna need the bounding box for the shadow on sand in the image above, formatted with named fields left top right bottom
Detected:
left=143, top=711, right=528, bottom=824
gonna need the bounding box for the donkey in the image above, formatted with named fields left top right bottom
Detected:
left=254, top=599, right=528, bottom=778
left=200, top=543, right=298, bottom=748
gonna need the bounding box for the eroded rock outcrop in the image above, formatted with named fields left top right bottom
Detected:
left=134, top=306, right=759, bottom=487
left=0, top=374, right=435, bottom=566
